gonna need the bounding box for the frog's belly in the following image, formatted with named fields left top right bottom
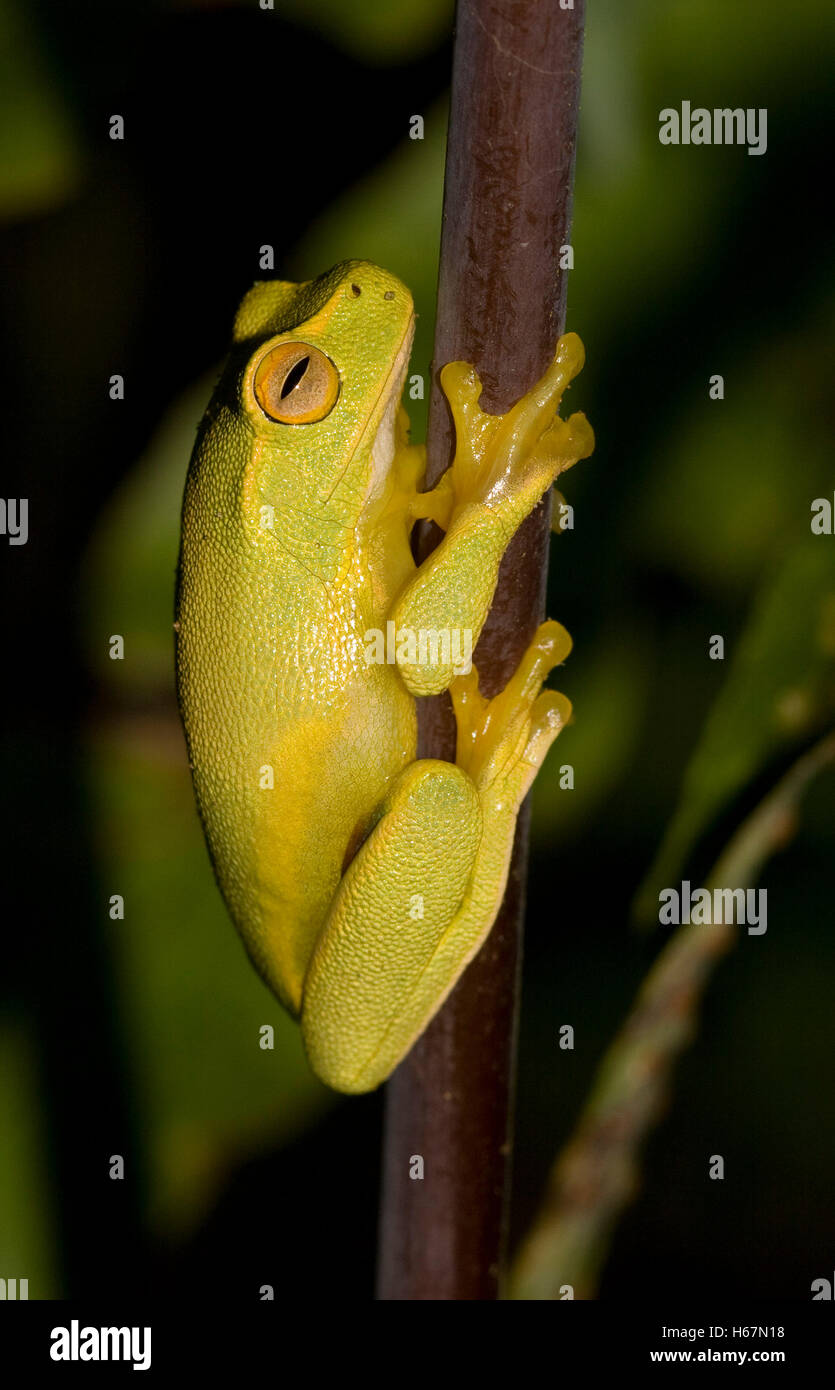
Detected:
left=241, top=668, right=417, bottom=1014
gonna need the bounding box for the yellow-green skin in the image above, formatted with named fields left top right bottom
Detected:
left=175, top=260, right=593, bottom=1093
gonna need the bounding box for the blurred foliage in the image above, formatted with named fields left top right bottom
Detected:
left=83, top=377, right=216, bottom=699
left=634, top=315, right=834, bottom=599
left=513, top=726, right=835, bottom=1301
left=253, top=0, right=454, bottom=62
left=532, top=629, right=652, bottom=844
left=0, top=1024, right=56, bottom=1296
left=635, top=535, right=835, bottom=923
left=0, top=0, right=82, bottom=219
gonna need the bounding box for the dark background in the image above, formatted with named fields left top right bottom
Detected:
left=1, top=0, right=833, bottom=1300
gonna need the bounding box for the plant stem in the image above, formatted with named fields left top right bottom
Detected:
left=376, top=0, right=587, bottom=1301
left=509, top=731, right=835, bottom=1301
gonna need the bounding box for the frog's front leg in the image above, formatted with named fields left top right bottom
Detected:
left=394, top=334, right=593, bottom=695
left=300, top=621, right=570, bottom=1094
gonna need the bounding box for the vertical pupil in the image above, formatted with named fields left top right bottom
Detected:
left=280, top=356, right=311, bottom=398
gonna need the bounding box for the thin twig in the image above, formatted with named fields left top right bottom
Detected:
left=509, top=731, right=835, bottom=1300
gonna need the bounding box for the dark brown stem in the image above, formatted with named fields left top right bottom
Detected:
left=376, top=0, right=587, bottom=1301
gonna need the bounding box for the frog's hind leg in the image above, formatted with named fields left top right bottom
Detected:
left=301, top=759, right=482, bottom=1094
left=301, top=620, right=572, bottom=1095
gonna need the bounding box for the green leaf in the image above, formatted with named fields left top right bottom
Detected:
left=633, top=527, right=835, bottom=923
left=0, top=1023, right=58, bottom=1296
left=261, top=0, right=453, bottom=62
left=0, top=0, right=82, bottom=221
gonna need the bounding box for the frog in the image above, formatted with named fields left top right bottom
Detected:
left=175, top=260, right=593, bottom=1094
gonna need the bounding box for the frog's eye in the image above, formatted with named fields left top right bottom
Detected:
left=253, top=342, right=340, bottom=424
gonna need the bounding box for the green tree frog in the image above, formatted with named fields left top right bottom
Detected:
left=175, top=261, right=593, bottom=1093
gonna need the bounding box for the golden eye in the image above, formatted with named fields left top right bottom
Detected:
left=253, top=342, right=339, bottom=424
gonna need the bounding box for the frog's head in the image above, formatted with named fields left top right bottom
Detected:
left=224, top=261, right=415, bottom=514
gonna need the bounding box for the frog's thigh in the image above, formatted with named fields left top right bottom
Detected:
left=301, top=759, right=482, bottom=1094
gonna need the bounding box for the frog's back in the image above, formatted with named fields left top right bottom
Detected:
left=177, top=448, right=415, bottom=1013
left=176, top=260, right=419, bottom=1011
